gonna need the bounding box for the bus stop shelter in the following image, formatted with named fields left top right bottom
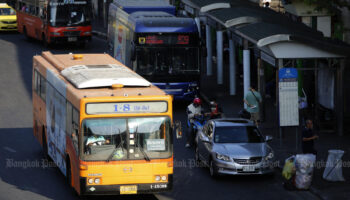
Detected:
left=180, top=0, right=350, bottom=136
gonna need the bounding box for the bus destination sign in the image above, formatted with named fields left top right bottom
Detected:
left=86, top=102, right=168, bottom=114
left=138, top=35, right=190, bottom=45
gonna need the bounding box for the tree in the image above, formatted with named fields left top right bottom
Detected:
left=302, top=0, right=350, bottom=14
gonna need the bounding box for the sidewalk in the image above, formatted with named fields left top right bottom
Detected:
left=200, top=62, right=350, bottom=200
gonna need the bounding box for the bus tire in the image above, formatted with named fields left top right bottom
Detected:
left=23, top=27, right=30, bottom=41
left=42, top=34, right=48, bottom=48
left=66, top=157, right=72, bottom=187
left=42, top=127, right=48, bottom=159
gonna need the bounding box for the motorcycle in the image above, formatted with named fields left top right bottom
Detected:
left=187, top=114, right=209, bottom=144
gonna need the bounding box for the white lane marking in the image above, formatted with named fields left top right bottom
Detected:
left=3, top=146, right=16, bottom=153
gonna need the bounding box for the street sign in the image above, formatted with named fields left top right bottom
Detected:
left=279, top=68, right=299, bottom=126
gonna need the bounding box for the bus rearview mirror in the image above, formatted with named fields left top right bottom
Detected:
left=174, top=120, right=182, bottom=139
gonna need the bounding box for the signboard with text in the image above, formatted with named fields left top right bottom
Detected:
left=279, top=68, right=299, bottom=126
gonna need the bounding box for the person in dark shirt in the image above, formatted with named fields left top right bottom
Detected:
left=302, top=119, right=318, bottom=154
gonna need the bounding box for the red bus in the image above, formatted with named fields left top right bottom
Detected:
left=16, top=0, right=92, bottom=47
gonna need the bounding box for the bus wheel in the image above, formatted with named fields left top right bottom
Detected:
left=42, top=128, right=48, bottom=159
left=23, top=27, right=30, bottom=41
left=66, top=158, right=72, bottom=187
left=42, top=34, right=48, bottom=48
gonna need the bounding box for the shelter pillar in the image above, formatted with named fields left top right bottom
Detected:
left=336, top=59, right=345, bottom=136
left=243, top=39, right=250, bottom=107
left=257, top=56, right=265, bottom=121
left=195, top=17, right=201, bottom=38
left=217, top=30, right=224, bottom=84
left=206, top=24, right=212, bottom=76
left=228, top=33, right=236, bottom=95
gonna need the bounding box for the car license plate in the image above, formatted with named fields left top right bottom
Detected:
left=120, top=185, right=137, bottom=194
left=68, top=37, right=77, bottom=42
left=243, top=166, right=255, bottom=172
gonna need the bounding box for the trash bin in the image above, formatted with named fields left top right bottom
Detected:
left=323, top=150, right=345, bottom=181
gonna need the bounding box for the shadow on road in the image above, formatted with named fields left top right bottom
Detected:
left=0, top=127, right=159, bottom=200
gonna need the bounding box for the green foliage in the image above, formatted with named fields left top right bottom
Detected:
left=301, top=0, right=350, bottom=14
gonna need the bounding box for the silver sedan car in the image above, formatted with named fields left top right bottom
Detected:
left=195, top=118, right=274, bottom=177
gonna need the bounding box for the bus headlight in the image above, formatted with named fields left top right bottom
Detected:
left=155, top=175, right=161, bottom=181
left=88, top=178, right=94, bottom=184
left=161, top=175, right=167, bottom=181
left=94, top=178, right=101, bottom=184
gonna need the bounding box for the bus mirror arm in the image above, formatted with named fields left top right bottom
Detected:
left=174, top=120, right=182, bottom=139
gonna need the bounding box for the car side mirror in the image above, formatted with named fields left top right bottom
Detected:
left=174, top=120, right=182, bottom=139
left=265, top=135, right=273, bottom=142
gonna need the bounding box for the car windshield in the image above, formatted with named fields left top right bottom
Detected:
left=81, top=117, right=171, bottom=161
left=135, top=47, right=199, bottom=76
left=0, top=8, right=16, bottom=16
left=49, top=4, right=90, bottom=27
left=214, top=126, right=264, bottom=143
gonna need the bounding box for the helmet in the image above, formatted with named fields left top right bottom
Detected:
left=193, top=98, right=202, bottom=105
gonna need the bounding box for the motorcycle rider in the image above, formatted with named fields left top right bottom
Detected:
left=186, top=97, right=203, bottom=148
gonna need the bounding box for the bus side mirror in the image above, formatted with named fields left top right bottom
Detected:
left=174, top=120, right=182, bottom=139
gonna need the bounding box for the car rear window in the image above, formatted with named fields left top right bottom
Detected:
left=214, top=126, right=264, bottom=143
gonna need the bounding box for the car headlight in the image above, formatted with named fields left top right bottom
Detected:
left=216, top=153, right=231, bottom=162
left=265, top=151, right=274, bottom=160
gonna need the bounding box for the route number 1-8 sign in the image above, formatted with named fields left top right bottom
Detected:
left=279, top=68, right=299, bottom=126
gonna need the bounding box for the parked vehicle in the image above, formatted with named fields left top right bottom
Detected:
left=195, top=118, right=274, bottom=177
left=0, top=3, right=17, bottom=31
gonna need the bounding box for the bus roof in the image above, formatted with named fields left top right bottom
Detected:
left=34, top=52, right=167, bottom=105
left=128, top=12, right=198, bottom=33
left=112, top=0, right=175, bottom=15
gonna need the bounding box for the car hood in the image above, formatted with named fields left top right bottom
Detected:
left=213, top=143, right=270, bottom=159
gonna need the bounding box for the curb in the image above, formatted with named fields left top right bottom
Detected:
left=92, top=30, right=107, bottom=40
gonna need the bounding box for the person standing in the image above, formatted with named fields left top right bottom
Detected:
left=302, top=119, right=318, bottom=155
left=243, top=85, right=262, bottom=126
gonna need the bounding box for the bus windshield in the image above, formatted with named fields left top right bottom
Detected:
left=81, top=117, right=172, bottom=161
left=49, top=4, right=90, bottom=27
left=135, top=47, right=199, bottom=76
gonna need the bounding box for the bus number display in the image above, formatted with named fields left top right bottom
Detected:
left=138, top=35, right=190, bottom=45
left=86, top=102, right=168, bottom=114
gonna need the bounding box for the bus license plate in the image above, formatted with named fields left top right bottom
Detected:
left=68, top=37, right=77, bottom=42
left=120, top=185, right=137, bottom=194
left=243, top=166, right=255, bottom=172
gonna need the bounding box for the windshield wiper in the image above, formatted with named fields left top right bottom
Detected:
left=135, top=126, right=150, bottom=162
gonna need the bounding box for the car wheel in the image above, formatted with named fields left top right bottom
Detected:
left=209, top=160, right=218, bottom=178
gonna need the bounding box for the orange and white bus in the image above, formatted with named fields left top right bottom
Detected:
left=32, top=51, right=181, bottom=195
left=16, top=0, right=92, bottom=47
